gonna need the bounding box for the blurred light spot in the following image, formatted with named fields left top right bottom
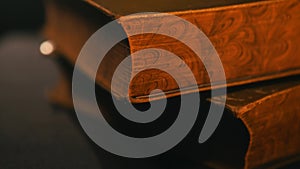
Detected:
left=40, top=40, right=54, bottom=56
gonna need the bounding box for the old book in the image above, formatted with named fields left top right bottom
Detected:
left=43, top=0, right=300, bottom=103
left=203, top=76, right=300, bottom=169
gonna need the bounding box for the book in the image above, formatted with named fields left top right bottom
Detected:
left=43, top=1, right=300, bottom=168
left=44, top=0, right=300, bottom=103
left=205, top=76, right=300, bottom=169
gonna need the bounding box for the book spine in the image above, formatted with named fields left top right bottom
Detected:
left=210, top=78, right=300, bottom=169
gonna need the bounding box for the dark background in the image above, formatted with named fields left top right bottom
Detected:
left=0, top=1, right=102, bottom=168
left=0, top=1, right=44, bottom=34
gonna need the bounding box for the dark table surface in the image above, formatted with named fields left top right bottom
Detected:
left=0, top=32, right=199, bottom=169
left=0, top=32, right=101, bottom=169
left=0, top=32, right=299, bottom=169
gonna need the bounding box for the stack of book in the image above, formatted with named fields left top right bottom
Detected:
left=42, top=0, right=300, bottom=168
